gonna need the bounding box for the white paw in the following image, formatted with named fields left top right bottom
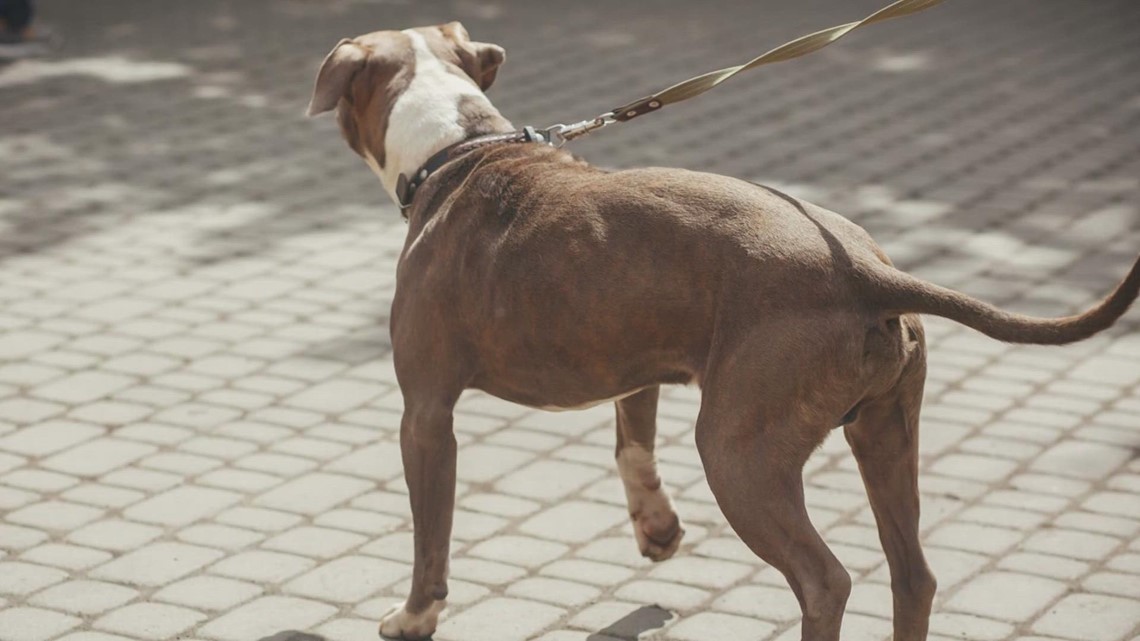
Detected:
left=632, top=489, right=685, bottom=562
left=378, top=600, right=445, bottom=640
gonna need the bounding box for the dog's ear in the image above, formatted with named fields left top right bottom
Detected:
left=442, top=21, right=505, bottom=92
left=468, top=41, right=505, bottom=91
left=307, top=38, right=367, bottom=117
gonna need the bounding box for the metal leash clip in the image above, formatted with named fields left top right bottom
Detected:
left=542, top=111, right=616, bottom=147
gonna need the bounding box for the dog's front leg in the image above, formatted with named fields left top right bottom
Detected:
left=615, top=387, right=684, bottom=562
left=380, top=402, right=456, bottom=640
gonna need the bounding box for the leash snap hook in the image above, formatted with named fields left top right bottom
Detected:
left=543, top=111, right=616, bottom=147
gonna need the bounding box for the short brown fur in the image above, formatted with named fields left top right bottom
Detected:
left=309, top=24, right=1140, bottom=641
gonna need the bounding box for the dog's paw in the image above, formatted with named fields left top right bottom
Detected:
left=378, top=600, right=444, bottom=640
left=632, top=492, right=685, bottom=562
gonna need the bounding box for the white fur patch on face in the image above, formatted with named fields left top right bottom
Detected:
left=375, top=29, right=492, bottom=204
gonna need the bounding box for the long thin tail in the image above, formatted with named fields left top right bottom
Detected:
left=867, top=254, right=1140, bottom=345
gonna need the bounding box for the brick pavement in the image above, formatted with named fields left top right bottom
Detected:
left=1, top=0, right=1139, bottom=640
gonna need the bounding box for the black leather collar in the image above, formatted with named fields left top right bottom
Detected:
left=396, top=126, right=549, bottom=211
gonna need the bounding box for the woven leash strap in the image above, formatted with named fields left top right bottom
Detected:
left=610, top=0, right=948, bottom=122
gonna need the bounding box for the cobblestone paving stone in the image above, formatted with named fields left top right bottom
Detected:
left=1, top=0, right=1139, bottom=640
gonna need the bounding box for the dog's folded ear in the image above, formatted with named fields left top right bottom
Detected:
left=307, top=38, right=367, bottom=117
left=442, top=21, right=505, bottom=92
left=468, top=41, right=505, bottom=91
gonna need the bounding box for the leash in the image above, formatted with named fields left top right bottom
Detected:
left=398, top=0, right=946, bottom=211
left=542, top=0, right=947, bottom=145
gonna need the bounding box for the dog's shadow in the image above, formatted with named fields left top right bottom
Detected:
left=255, top=606, right=672, bottom=641
left=588, top=605, right=674, bottom=640
left=257, top=632, right=326, bottom=641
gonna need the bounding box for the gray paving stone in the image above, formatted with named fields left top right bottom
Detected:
left=40, top=438, right=156, bottom=477
left=542, top=559, right=636, bottom=587
left=254, top=472, right=372, bottom=515
left=284, top=379, right=382, bottom=414
left=615, top=580, right=711, bottom=612
left=54, top=633, right=136, bottom=641
left=122, top=485, right=241, bottom=526
left=176, top=524, right=265, bottom=551
left=434, top=597, right=566, bottom=641
left=152, top=576, right=262, bottom=612
left=216, top=506, right=303, bottom=532
left=997, top=552, right=1090, bottom=581
left=31, top=372, right=136, bottom=404
left=1033, top=594, right=1140, bottom=641
left=711, top=584, right=801, bottom=623
left=323, top=442, right=401, bottom=479
left=505, top=577, right=601, bottom=608
left=19, top=544, right=112, bottom=571
left=495, top=459, right=608, bottom=501
left=0, top=606, right=80, bottom=641
left=928, top=612, right=1015, bottom=641
left=282, top=555, right=410, bottom=602
left=1023, top=529, right=1122, bottom=562
left=449, top=557, right=528, bottom=586
left=926, top=522, right=1023, bottom=555
left=449, top=506, right=508, bottom=540
left=648, top=556, right=755, bottom=590
left=1083, top=572, right=1140, bottom=599
left=666, top=611, right=776, bottom=641
left=197, top=596, right=338, bottom=641
left=946, top=571, right=1068, bottom=622
left=29, top=580, right=138, bottom=615
left=67, top=519, right=163, bottom=552
left=0, top=421, right=104, bottom=456
left=519, top=501, right=628, bottom=543
left=6, top=500, right=104, bottom=531
left=1033, top=440, right=1134, bottom=480
left=208, top=550, right=315, bottom=584
left=456, top=444, right=535, bottom=483
left=315, top=508, right=402, bottom=535
left=0, top=524, right=50, bottom=552
left=262, top=526, right=367, bottom=559
left=314, top=617, right=378, bottom=641
left=467, top=535, right=569, bottom=568
left=0, top=561, right=67, bottom=596
left=90, top=542, right=223, bottom=587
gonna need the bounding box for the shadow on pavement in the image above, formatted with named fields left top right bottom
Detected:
left=588, top=605, right=674, bottom=640
left=258, top=632, right=326, bottom=641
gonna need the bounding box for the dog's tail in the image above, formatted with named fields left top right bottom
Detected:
left=865, top=253, right=1140, bottom=345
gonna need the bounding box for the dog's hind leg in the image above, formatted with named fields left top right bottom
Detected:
left=615, top=386, right=684, bottom=562
left=379, top=400, right=457, bottom=640
left=844, top=331, right=936, bottom=641
left=695, top=334, right=853, bottom=641
left=697, top=415, right=851, bottom=638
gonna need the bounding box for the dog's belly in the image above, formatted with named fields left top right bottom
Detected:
left=537, top=388, right=646, bottom=412
left=470, top=356, right=697, bottom=412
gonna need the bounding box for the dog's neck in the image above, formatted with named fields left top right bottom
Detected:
left=369, top=29, right=514, bottom=204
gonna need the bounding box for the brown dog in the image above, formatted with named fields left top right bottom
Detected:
left=307, top=22, right=1140, bottom=641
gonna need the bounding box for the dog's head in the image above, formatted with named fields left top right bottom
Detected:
left=306, top=22, right=505, bottom=168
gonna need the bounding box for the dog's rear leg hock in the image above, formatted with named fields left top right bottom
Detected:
left=380, top=402, right=456, bottom=640
left=615, top=387, right=684, bottom=562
